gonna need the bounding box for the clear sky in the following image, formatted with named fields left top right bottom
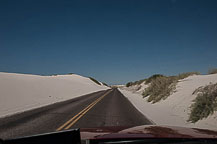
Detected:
left=0, top=0, right=217, bottom=85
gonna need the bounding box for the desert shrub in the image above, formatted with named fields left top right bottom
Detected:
left=126, top=82, right=133, bottom=87
left=89, top=77, right=101, bottom=85
left=136, top=79, right=147, bottom=85
left=188, top=83, right=217, bottom=123
left=145, top=74, right=164, bottom=84
left=177, top=72, right=200, bottom=80
left=51, top=74, right=58, bottom=76
left=143, top=76, right=177, bottom=103
left=125, top=79, right=146, bottom=87
left=142, top=72, right=199, bottom=103
left=102, top=82, right=108, bottom=86
left=136, top=85, right=142, bottom=91
left=208, top=68, right=217, bottom=74
left=68, top=73, right=74, bottom=75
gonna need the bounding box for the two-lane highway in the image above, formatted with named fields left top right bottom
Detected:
left=0, top=88, right=152, bottom=139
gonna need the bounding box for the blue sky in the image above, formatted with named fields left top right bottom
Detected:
left=0, top=0, right=217, bottom=85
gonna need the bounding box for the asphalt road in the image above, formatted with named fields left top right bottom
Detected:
left=0, top=88, right=152, bottom=140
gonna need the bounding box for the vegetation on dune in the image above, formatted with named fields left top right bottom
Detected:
left=89, top=77, right=101, bottom=85
left=126, top=82, right=133, bottom=87
left=126, top=79, right=147, bottom=87
left=67, top=73, right=74, bottom=75
left=51, top=74, right=58, bottom=76
left=177, top=72, right=200, bottom=79
left=134, top=79, right=147, bottom=85
left=102, top=82, right=108, bottom=86
left=142, top=72, right=200, bottom=103
left=188, top=83, right=217, bottom=123
left=143, top=76, right=176, bottom=103
left=208, top=68, right=217, bottom=74
left=126, top=72, right=199, bottom=88
left=124, top=70, right=217, bottom=123
left=145, top=74, right=164, bottom=84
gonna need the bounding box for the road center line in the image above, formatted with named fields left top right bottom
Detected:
left=56, top=90, right=111, bottom=131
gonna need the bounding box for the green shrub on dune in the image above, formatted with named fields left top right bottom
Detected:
left=189, top=83, right=217, bottom=123
left=142, top=72, right=200, bottom=103
left=89, top=77, right=101, bottom=85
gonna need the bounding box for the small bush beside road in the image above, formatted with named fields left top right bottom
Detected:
left=188, top=83, right=217, bottom=123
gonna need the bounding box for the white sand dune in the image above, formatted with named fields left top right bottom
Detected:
left=0, top=72, right=109, bottom=118
left=119, top=74, right=217, bottom=130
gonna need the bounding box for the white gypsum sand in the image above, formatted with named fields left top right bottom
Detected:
left=119, top=74, right=217, bottom=130
left=0, top=72, right=109, bottom=118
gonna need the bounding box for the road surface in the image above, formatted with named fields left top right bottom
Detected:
left=0, top=88, right=152, bottom=139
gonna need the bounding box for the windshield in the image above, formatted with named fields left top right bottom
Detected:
left=0, top=0, right=217, bottom=142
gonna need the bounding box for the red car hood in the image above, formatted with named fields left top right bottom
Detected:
left=80, top=125, right=217, bottom=140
